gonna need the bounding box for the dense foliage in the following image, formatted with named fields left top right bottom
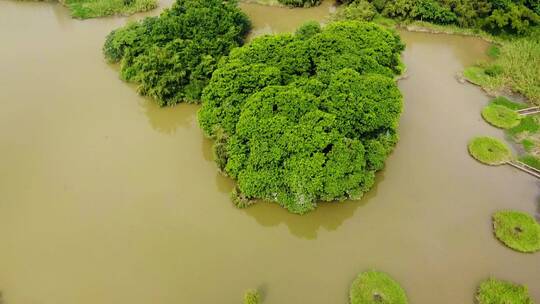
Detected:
left=493, top=210, right=540, bottom=253
left=476, top=278, right=534, bottom=304
left=349, top=271, right=408, bottom=304
left=198, top=21, right=404, bottom=214
left=103, top=0, right=250, bottom=106
left=342, top=0, right=540, bottom=34
left=62, top=0, right=156, bottom=19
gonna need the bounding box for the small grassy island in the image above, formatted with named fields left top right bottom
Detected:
left=482, top=104, right=521, bottom=129
left=103, top=0, right=250, bottom=106
left=61, top=0, right=157, bottom=19
left=349, top=271, right=408, bottom=304
left=476, top=278, right=534, bottom=304
left=198, top=21, right=404, bottom=214
left=493, top=210, right=540, bottom=253
left=468, top=137, right=512, bottom=166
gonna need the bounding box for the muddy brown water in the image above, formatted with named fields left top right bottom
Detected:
left=0, top=1, right=539, bottom=303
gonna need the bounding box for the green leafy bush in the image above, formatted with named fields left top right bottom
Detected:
left=103, top=0, right=250, bottom=106
left=349, top=270, right=408, bottom=304
left=476, top=278, right=534, bottom=304
left=493, top=210, right=540, bottom=253
left=198, top=21, right=404, bottom=214
left=468, top=137, right=512, bottom=165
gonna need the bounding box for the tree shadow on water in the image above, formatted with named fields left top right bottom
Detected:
left=241, top=173, right=385, bottom=240
left=141, top=100, right=198, bottom=135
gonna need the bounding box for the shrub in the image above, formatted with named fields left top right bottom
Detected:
left=102, top=0, right=250, bottom=106
left=349, top=271, right=408, bottom=304
left=243, top=289, right=261, bottom=304
left=198, top=21, right=404, bottom=214
left=492, top=210, right=540, bottom=253
left=481, top=104, right=521, bottom=129
left=468, top=137, right=512, bottom=165
left=476, top=278, right=534, bottom=304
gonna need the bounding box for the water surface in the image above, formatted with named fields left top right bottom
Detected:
left=0, top=1, right=539, bottom=304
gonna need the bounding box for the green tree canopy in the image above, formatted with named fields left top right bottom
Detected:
left=198, top=21, right=404, bottom=214
left=103, top=0, right=250, bottom=106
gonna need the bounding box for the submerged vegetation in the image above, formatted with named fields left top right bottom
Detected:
left=198, top=21, right=404, bottom=214
left=349, top=271, right=408, bottom=304
left=493, top=210, right=540, bottom=253
left=468, top=137, right=512, bottom=165
left=476, top=278, right=534, bottom=304
left=103, top=0, right=250, bottom=106
left=61, top=0, right=156, bottom=18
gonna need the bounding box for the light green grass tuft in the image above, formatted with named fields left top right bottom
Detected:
left=507, top=116, right=540, bottom=137
left=493, top=210, right=540, bottom=253
left=468, top=137, right=512, bottom=165
left=243, top=289, right=260, bottom=304
left=476, top=278, right=534, bottom=304
left=349, top=271, right=408, bottom=304
left=482, top=104, right=521, bottom=129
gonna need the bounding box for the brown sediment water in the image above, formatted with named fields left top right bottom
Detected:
left=0, top=1, right=539, bottom=304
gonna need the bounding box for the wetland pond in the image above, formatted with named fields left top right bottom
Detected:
left=0, top=0, right=539, bottom=303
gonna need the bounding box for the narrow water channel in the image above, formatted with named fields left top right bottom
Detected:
left=0, top=1, right=538, bottom=304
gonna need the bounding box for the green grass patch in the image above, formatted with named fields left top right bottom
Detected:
left=507, top=116, right=540, bottom=137
left=487, top=45, right=501, bottom=59
left=519, top=155, right=540, bottom=171
left=482, top=104, right=521, bottom=129
left=490, top=96, right=527, bottom=110
left=493, top=210, right=540, bottom=253
left=349, top=270, right=408, bottom=304
left=62, top=0, right=156, bottom=19
left=468, top=137, right=512, bottom=165
left=521, top=139, right=536, bottom=153
left=243, top=289, right=260, bottom=304
left=476, top=278, right=534, bottom=304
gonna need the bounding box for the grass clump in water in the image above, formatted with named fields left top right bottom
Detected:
left=482, top=104, right=521, bottom=129
left=476, top=278, right=534, bottom=304
left=493, top=210, right=540, bottom=253
left=468, top=137, right=512, bottom=165
left=519, top=155, right=540, bottom=170
left=349, top=270, right=408, bottom=304
left=243, top=289, right=261, bottom=304
left=62, top=0, right=156, bottom=19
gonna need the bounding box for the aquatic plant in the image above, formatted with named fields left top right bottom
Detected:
left=492, top=210, right=540, bottom=253
left=62, top=0, right=156, bottom=19
left=277, top=0, right=320, bottom=7
left=482, top=104, right=521, bottom=129
left=476, top=278, right=534, bottom=304
left=243, top=289, right=261, bottom=304
left=468, top=137, right=512, bottom=165
left=103, top=0, right=250, bottom=106
left=349, top=270, right=408, bottom=304
left=199, top=21, right=404, bottom=214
